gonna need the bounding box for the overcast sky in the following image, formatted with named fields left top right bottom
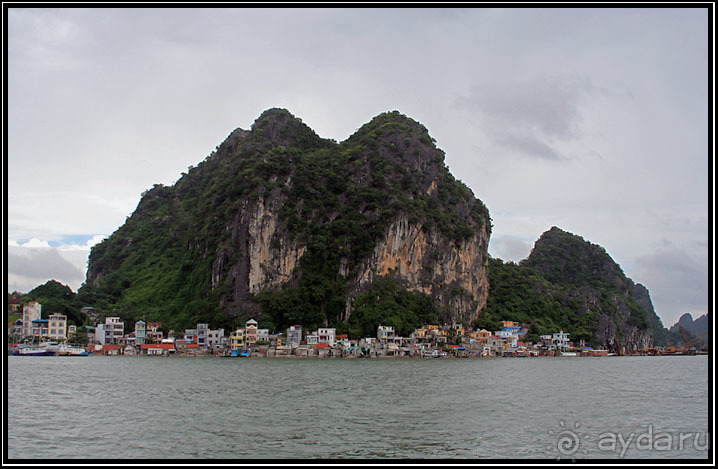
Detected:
left=6, top=7, right=711, bottom=328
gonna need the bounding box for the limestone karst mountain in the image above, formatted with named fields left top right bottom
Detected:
left=80, top=109, right=491, bottom=335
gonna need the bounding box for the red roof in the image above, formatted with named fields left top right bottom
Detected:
left=141, top=343, right=174, bottom=350
left=315, top=343, right=329, bottom=348
left=186, top=343, right=199, bottom=348
left=103, top=345, right=122, bottom=351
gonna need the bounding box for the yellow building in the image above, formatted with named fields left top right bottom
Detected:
left=502, top=320, right=520, bottom=329
left=427, top=324, right=439, bottom=330
left=230, top=328, right=245, bottom=350
left=48, top=314, right=67, bottom=341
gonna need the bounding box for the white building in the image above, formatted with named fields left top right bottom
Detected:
left=552, top=330, right=571, bottom=349
left=496, top=329, right=519, bottom=347
left=317, top=328, right=336, bottom=346
left=306, top=331, right=319, bottom=345
left=287, top=325, right=302, bottom=347
left=206, top=328, right=225, bottom=347
left=96, top=317, right=124, bottom=345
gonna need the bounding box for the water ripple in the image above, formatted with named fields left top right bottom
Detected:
left=6, top=355, right=709, bottom=460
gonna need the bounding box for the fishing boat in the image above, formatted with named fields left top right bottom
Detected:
left=561, top=351, right=578, bottom=357
left=58, top=344, right=90, bottom=356
left=239, top=350, right=251, bottom=357
left=422, top=349, right=447, bottom=358
left=13, top=345, right=58, bottom=356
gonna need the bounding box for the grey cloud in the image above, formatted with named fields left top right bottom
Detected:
left=454, top=75, right=602, bottom=160
left=8, top=246, right=85, bottom=289
left=493, top=129, right=567, bottom=161
left=634, top=245, right=708, bottom=326
left=489, top=236, right=533, bottom=263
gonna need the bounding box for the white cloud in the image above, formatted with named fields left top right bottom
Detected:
left=7, top=245, right=85, bottom=293
left=20, top=238, right=51, bottom=248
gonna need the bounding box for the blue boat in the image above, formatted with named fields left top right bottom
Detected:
left=230, top=349, right=239, bottom=357
left=239, top=350, right=251, bottom=357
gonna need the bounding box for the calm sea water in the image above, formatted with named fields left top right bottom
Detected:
left=5, top=355, right=710, bottom=460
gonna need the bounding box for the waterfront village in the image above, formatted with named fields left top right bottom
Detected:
left=9, top=300, right=688, bottom=358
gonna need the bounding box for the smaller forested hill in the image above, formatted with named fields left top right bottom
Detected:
left=478, top=227, right=670, bottom=352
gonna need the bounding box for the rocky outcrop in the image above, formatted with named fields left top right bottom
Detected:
left=349, top=214, right=489, bottom=325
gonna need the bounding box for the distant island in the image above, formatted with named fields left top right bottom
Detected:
left=7, top=109, right=701, bottom=355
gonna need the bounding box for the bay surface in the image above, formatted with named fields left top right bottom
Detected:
left=6, top=355, right=710, bottom=460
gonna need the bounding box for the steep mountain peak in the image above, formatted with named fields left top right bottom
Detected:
left=348, top=110, right=433, bottom=145
left=521, top=226, right=626, bottom=290
left=250, top=107, right=330, bottom=150
left=677, top=312, right=695, bottom=324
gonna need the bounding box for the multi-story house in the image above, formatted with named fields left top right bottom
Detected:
left=146, top=322, right=163, bottom=343
left=230, top=328, right=245, bottom=350
left=48, top=314, right=67, bottom=341
left=318, top=328, right=335, bottom=346
left=377, top=325, right=395, bottom=344
left=411, top=327, right=427, bottom=341
left=96, top=317, right=124, bottom=345
left=108, top=317, right=124, bottom=343
left=245, top=319, right=258, bottom=345
left=135, top=321, right=146, bottom=345
left=22, top=301, right=42, bottom=338
left=487, top=335, right=506, bottom=351
left=306, top=331, right=319, bottom=345
left=184, top=329, right=197, bottom=345
left=31, top=319, right=49, bottom=338
left=196, top=323, right=209, bottom=346
left=257, top=329, right=269, bottom=343
left=206, top=328, right=225, bottom=348
left=287, top=325, right=302, bottom=347
left=471, top=329, right=492, bottom=345
left=552, top=330, right=571, bottom=350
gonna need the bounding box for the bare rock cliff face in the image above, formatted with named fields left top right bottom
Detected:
left=212, top=191, right=307, bottom=313
left=212, top=198, right=490, bottom=325
left=350, top=214, right=489, bottom=325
